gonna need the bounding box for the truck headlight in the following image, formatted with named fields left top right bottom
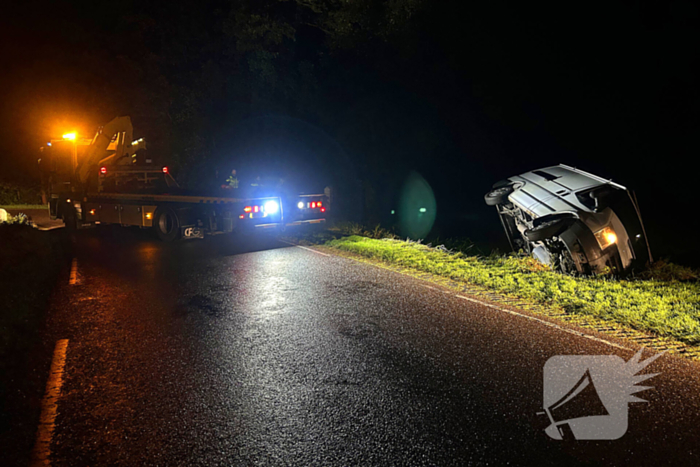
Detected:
left=264, top=200, right=279, bottom=214
left=594, top=226, right=617, bottom=250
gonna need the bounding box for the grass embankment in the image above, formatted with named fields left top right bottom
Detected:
left=0, top=204, right=48, bottom=210
left=325, top=235, right=700, bottom=346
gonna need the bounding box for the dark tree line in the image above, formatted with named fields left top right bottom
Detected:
left=3, top=0, right=447, bottom=224
left=2, top=1, right=699, bottom=260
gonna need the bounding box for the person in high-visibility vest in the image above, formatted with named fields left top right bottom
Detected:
left=223, top=169, right=239, bottom=189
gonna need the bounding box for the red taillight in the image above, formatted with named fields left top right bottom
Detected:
left=162, top=166, right=169, bottom=174
left=100, top=166, right=107, bottom=174
left=311, top=202, right=316, bottom=208
left=320, top=207, right=326, bottom=213
left=254, top=206, right=259, bottom=213
left=239, top=214, right=244, bottom=219
left=244, top=206, right=252, bottom=213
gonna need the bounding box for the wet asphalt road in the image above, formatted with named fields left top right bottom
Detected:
left=32, top=227, right=700, bottom=465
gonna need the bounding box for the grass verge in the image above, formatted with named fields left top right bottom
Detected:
left=0, top=204, right=48, bottom=210
left=324, top=235, right=700, bottom=347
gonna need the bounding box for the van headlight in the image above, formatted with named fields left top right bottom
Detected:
left=594, top=226, right=617, bottom=249
left=264, top=200, right=279, bottom=214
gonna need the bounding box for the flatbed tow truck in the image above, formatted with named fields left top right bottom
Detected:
left=41, top=116, right=307, bottom=240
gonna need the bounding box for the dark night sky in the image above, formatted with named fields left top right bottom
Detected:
left=1, top=1, right=698, bottom=264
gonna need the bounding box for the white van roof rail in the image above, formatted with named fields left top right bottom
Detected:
left=557, top=164, right=627, bottom=190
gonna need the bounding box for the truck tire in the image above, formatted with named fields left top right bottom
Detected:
left=484, top=185, right=514, bottom=206
left=154, top=207, right=181, bottom=241
left=524, top=218, right=574, bottom=242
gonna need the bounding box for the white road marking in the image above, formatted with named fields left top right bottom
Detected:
left=37, top=225, right=65, bottom=231
left=30, top=339, right=69, bottom=467
left=286, top=244, right=630, bottom=351
left=365, top=257, right=631, bottom=351
left=278, top=240, right=331, bottom=257
left=295, top=245, right=330, bottom=256
left=452, top=293, right=629, bottom=350
left=69, top=258, right=78, bottom=285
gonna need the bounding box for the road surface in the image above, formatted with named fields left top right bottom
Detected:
left=11, top=227, right=700, bottom=465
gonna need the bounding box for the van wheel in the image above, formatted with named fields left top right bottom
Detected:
left=154, top=208, right=181, bottom=241
left=484, top=185, right=514, bottom=206
left=524, top=218, right=572, bottom=242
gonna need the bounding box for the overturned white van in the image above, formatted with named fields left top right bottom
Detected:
left=484, top=164, right=652, bottom=274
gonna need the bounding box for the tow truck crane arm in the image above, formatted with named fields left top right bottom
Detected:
left=75, top=116, right=134, bottom=185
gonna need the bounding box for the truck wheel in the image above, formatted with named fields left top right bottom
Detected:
left=524, top=218, right=573, bottom=242
left=484, top=185, right=514, bottom=206
left=154, top=208, right=181, bottom=241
